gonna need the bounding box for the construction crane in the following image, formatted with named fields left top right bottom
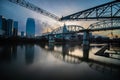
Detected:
left=8, top=0, right=60, bottom=21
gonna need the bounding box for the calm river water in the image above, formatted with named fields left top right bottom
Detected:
left=0, top=43, right=120, bottom=80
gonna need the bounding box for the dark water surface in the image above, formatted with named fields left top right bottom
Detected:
left=0, top=43, right=120, bottom=80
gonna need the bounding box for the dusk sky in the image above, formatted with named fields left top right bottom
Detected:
left=1, top=0, right=119, bottom=37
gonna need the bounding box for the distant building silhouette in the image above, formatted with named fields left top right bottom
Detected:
left=2, top=18, right=7, bottom=35
left=13, top=21, right=18, bottom=36
left=0, top=16, right=5, bottom=35
left=0, top=16, right=2, bottom=29
left=26, top=18, right=35, bottom=38
left=0, top=15, right=19, bottom=37
left=7, top=19, right=13, bottom=37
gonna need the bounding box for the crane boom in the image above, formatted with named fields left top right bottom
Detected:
left=8, top=0, right=59, bottom=21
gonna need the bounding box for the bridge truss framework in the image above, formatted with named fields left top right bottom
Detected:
left=60, top=1, right=120, bottom=21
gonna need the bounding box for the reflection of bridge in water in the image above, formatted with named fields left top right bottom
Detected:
left=38, top=43, right=120, bottom=73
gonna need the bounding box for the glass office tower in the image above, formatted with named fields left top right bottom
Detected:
left=7, top=19, right=13, bottom=37
left=26, top=18, right=35, bottom=38
left=13, top=21, right=18, bottom=36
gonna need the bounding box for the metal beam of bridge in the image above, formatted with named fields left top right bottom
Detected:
left=60, top=1, right=120, bottom=21
left=8, top=0, right=59, bottom=21
left=75, top=19, right=120, bottom=32
left=87, top=19, right=120, bottom=32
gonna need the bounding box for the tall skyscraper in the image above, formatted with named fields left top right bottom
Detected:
left=13, top=21, right=18, bottom=36
left=0, top=16, right=2, bottom=29
left=7, top=19, right=13, bottom=37
left=2, top=18, right=7, bottom=33
left=0, top=15, right=6, bottom=35
left=0, top=16, right=5, bottom=35
left=26, top=18, right=35, bottom=38
left=0, top=16, right=3, bottom=35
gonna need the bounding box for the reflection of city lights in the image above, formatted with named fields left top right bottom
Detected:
left=45, top=45, right=48, bottom=49
left=69, top=49, right=83, bottom=57
left=68, top=51, right=71, bottom=54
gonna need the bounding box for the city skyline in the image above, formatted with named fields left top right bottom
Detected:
left=0, top=15, right=18, bottom=37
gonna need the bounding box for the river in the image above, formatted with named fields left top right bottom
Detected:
left=0, top=43, right=120, bottom=80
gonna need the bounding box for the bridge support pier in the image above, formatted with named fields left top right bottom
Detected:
left=83, top=31, right=90, bottom=46
left=48, top=34, right=55, bottom=43
left=83, top=45, right=90, bottom=60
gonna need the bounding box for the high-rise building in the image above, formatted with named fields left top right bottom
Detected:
left=0, top=16, right=3, bottom=35
left=13, top=21, right=18, bottom=36
left=0, top=15, right=18, bottom=37
left=0, top=16, right=6, bottom=35
left=26, top=18, right=35, bottom=38
left=7, top=19, right=13, bottom=37
left=0, top=16, right=2, bottom=29
left=2, top=18, right=7, bottom=35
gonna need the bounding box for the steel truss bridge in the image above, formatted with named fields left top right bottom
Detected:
left=88, top=19, right=120, bottom=31
left=43, top=19, right=120, bottom=35
left=60, top=1, right=120, bottom=21
left=42, top=19, right=120, bottom=44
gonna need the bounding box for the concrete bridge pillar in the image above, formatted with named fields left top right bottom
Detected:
left=83, top=31, right=90, bottom=46
left=83, top=45, right=90, bottom=60
left=48, top=34, right=55, bottom=43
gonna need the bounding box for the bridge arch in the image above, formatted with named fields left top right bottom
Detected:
left=51, top=25, right=85, bottom=34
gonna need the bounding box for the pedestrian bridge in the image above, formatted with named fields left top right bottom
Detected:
left=42, top=19, right=120, bottom=44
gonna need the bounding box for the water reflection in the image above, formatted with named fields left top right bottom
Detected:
left=45, top=43, right=90, bottom=63
left=45, top=43, right=84, bottom=63
left=25, top=44, right=34, bottom=64
left=62, top=44, right=69, bottom=60
left=83, top=45, right=90, bottom=61
left=48, top=43, right=54, bottom=51
left=39, top=43, right=120, bottom=73
left=0, top=45, right=17, bottom=63
left=95, top=44, right=120, bottom=60
left=0, top=43, right=119, bottom=80
left=12, top=45, right=17, bottom=60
